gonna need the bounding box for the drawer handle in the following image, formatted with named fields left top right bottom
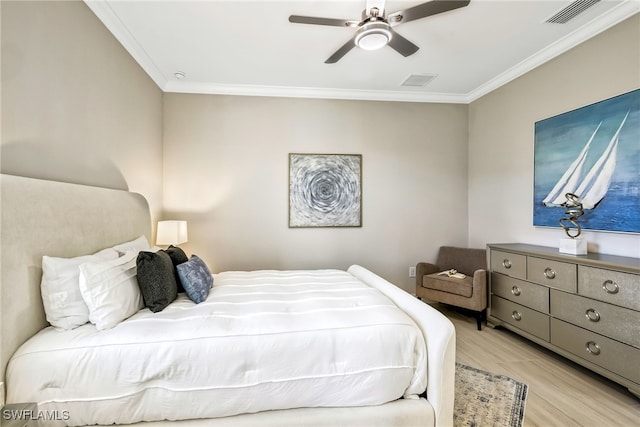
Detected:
left=511, top=311, right=522, bottom=321
left=602, top=280, right=619, bottom=294
left=511, top=286, right=521, bottom=296
left=585, top=308, right=601, bottom=322
left=543, top=267, right=556, bottom=280
left=585, top=341, right=601, bottom=356
left=502, top=259, right=512, bottom=269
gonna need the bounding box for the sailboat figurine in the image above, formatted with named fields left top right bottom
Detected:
left=543, top=111, right=629, bottom=210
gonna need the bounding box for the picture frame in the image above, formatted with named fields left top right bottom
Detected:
left=533, top=89, right=640, bottom=233
left=289, top=153, right=362, bottom=228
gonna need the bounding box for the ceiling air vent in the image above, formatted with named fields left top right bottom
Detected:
left=401, top=74, right=437, bottom=87
left=545, top=0, right=601, bottom=24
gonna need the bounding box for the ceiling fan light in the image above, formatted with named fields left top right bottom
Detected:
left=357, top=32, right=388, bottom=50
left=355, top=22, right=392, bottom=51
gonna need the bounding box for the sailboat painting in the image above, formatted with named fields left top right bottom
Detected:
left=534, top=89, right=640, bottom=233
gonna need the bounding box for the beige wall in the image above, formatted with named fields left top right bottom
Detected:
left=163, top=94, right=469, bottom=292
left=468, top=15, right=640, bottom=258
left=1, top=0, right=163, bottom=221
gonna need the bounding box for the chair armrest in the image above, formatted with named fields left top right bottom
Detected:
left=416, top=262, right=440, bottom=287
left=416, top=262, right=440, bottom=277
left=472, top=269, right=488, bottom=307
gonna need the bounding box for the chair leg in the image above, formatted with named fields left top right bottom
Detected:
left=476, top=311, right=483, bottom=331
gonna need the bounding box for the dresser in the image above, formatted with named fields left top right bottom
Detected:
left=487, top=243, right=640, bottom=397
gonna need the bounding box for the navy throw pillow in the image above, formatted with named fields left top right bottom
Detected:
left=176, top=255, right=213, bottom=304
left=136, top=250, right=178, bottom=312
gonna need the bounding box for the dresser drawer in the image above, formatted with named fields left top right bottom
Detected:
left=551, top=318, right=640, bottom=385
left=527, top=256, right=577, bottom=292
left=550, top=290, right=640, bottom=347
left=578, top=265, right=640, bottom=311
left=490, top=250, right=526, bottom=280
left=492, top=273, right=549, bottom=313
left=491, top=295, right=549, bottom=341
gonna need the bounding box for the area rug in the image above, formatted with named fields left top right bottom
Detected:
left=454, top=363, right=528, bottom=427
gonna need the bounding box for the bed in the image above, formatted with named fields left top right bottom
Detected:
left=0, top=174, right=456, bottom=427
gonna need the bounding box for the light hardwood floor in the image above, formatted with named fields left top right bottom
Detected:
left=432, top=304, right=640, bottom=426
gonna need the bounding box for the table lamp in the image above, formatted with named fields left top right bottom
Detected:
left=156, top=220, right=188, bottom=247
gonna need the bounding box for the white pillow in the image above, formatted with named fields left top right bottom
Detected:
left=41, top=248, right=119, bottom=330
left=112, top=235, right=150, bottom=256
left=79, top=251, right=144, bottom=330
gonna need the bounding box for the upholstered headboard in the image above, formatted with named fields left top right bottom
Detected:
left=0, top=174, right=151, bottom=386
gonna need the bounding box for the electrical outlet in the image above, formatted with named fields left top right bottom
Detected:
left=409, top=266, right=416, bottom=278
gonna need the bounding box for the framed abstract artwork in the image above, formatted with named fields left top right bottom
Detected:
left=533, top=89, right=640, bottom=233
left=289, top=153, right=362, bottom=228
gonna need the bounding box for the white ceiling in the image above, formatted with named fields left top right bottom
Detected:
left=86, top=0, right=639, bottom=103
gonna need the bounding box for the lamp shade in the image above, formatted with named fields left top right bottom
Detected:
left=156, top=220, right=188, bottom=246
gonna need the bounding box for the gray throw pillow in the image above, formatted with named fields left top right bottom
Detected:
left=177, top=255, right=213, bottom=304
left=136, top=250, right=178, bottom=312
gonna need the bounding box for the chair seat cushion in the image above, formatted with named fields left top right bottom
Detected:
left=422, top=273, right=473, bottom=298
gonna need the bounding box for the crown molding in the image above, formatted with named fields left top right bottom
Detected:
left=84, top=0, right=168, bottom=89
left=86, top=0, right=638, bottom=105
left=163, top=81, right=471, bottom=104
left=466, top=0, right=640, bottom=103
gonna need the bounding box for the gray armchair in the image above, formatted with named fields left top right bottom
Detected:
left=416, top=246, right=487, bottom=330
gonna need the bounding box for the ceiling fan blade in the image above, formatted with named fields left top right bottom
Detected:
left=387, top=29, right=419, bottom=57
left=289, top=15, right=359, bottom=28
left=388, top=0, right=470, bottom=25
left=325, top=37, right=357, bottom=64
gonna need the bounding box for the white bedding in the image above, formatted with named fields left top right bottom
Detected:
left=7, top=268, right=427, bottom=426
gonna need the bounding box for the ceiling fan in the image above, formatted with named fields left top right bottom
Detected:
left=289, top=0, right=470, bottom=64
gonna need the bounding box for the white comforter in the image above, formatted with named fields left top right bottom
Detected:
left=7, top=267, right=427, bottom=426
